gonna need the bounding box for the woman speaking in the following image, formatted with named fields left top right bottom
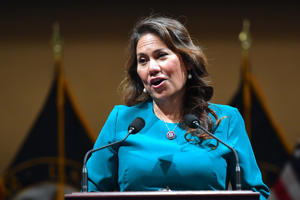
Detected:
left=86, top=15, right=270, bottom=200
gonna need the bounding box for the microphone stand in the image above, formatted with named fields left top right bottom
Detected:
left=81, top=131, right=132, bottom=192
left=193, top=121, right=242, bottom=190
left=81, top=117, right=145, bottom=192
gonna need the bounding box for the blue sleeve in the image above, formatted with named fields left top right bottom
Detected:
left=227, top=108, right=270, bottom=200
left=87, top=106, right=119, bottom=191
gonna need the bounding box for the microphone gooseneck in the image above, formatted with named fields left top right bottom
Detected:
left=81, top=117, right=145, bottom=192
left=184, top=114, right=242, bottom=190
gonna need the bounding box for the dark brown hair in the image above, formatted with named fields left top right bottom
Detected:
left=120, top=15, right=221, bottom=140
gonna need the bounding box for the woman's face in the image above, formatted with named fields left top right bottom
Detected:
left=136, top=33, right=188, bottom=103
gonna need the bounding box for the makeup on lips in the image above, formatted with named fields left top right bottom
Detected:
left=150, top=77, right=166, bottom=89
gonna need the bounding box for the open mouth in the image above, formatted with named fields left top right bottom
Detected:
left=150, top=78, right=165, bottom=87
left=151, top=79, right=164, bottom=86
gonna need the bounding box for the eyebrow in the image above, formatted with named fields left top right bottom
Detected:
left=136, top=48, right=168, bottom=57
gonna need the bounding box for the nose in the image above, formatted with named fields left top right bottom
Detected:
left=149, top=59, right=161, bottom=76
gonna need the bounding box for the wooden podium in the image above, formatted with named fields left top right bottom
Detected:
left=65, top=191, right=260, bottom=200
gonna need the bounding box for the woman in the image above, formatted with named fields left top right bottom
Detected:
left=87, top=16, right=270, bottom=199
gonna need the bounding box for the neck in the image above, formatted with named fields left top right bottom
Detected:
left=153, top=98, right=183, bottom=123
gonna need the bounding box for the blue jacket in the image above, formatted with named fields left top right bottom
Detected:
left=87, top=101, right=270, bottom=200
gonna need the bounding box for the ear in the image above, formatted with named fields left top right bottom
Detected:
left=185, top=62, right=193, bottom=72
left=186, top=64, right=192, bottom=71
left=179, top=54, right=192, bottom=74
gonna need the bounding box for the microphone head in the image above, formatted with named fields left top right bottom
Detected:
left=128, top=117, right=145, bottom=134
left=183, top=114, right=199, bottom=129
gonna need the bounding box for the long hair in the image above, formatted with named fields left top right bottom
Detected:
left=120, top=15, right=221, bottom=140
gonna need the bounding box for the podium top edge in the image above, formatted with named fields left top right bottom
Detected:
left=65, top=190, right=259, bottom=197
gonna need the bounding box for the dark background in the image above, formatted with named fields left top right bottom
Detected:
left=1, top=1, right=299, bottom=173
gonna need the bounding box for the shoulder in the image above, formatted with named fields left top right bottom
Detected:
left=208, top=103, right=247, bottom=145
left=208, top=102, right=240, bottom=118
left=113, top=101, right=151, bottom=113
left=114, top=101, right=150, bottom=111
left=111, top=101, right=153, bottom=120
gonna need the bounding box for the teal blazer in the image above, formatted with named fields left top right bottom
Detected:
left=87, top=101, right=269, bottom=200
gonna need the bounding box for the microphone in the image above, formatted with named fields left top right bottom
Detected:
left=81, top=117, right=145, bottom=192
left=183, top=114, right=242, bottom=190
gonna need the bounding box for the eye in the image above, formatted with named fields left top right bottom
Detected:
left=158, top=52, right=168, bottom=58
left=138, top=56, right=147, bottom=65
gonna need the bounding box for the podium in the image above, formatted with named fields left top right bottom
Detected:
left=65, top=191, right=259, bottom=200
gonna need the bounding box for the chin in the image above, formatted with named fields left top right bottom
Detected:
left=151, top=94, right=173, bottom=102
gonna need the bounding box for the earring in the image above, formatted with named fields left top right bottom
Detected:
left=188, top=73, right=192, bottom=79
left=143, top=88, right=147, bottom=94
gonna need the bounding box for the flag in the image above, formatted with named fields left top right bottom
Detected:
left=269, top=139, right=300, bottom=200
left=230, top=71, right=292, bottom=187
left=0, top=24, right=95, bottom=199
left=0, top=65, right=95, bottom=200
left=230, top=20, right=292, bottom=188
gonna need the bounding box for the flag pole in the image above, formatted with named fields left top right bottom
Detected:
left=239, top=21, right=293, bottom=155
left=52, top=22, right=65, bottom=200
left=239, top=19, right=252, bottom=137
